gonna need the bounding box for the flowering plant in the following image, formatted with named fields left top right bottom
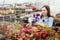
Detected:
left=0, top=21, right=60, bottom=40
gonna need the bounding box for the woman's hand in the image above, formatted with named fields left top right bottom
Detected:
left=34, top=22, right=44, bottom=27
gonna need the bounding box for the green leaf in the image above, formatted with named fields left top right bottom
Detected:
left=0, top=34, right=4, bottom=39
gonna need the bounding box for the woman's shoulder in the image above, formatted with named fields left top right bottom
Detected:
left=49, top=17, right=54, bottom=20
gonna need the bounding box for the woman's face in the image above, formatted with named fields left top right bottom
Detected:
left=42, top=7, right=48, bottom=16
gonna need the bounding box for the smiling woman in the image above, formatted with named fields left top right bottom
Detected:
left=41, top=5, right=54, bottom=27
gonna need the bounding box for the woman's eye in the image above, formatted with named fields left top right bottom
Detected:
left=43, top=10, right=45, bottom=11
left=42, top=10, right=45, bottom=11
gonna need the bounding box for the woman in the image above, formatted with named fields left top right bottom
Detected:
left=40, top=5, right=54, bottom=27
left=28, top=5, right=54, bottom=27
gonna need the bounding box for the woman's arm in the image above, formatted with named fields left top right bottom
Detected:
left=48, top=17, right=54, bottom=27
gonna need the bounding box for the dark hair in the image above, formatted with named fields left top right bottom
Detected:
left=41, top=5, right=51, bottom=18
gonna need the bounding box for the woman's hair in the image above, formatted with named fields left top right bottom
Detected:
left=41, top=5, right=51, bottom=18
